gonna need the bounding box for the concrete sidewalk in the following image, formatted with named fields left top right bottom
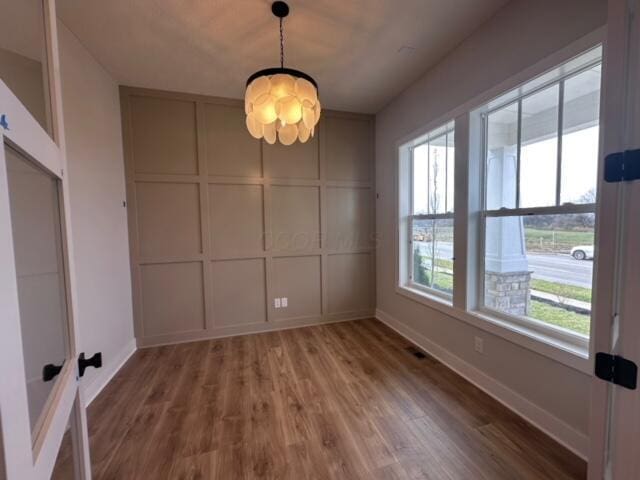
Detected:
left=531, top=289, right=591, bottom=312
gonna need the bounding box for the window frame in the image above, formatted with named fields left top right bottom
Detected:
left=404, top=123, right=456, bottom=302
left=394, top=38, right=604, bottom=371
left=478, top=59, right=601, bottom=351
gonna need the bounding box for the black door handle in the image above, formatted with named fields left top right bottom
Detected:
left=78, top=352, right=102, bottom=377
left=42, top=362, right=64, bottom=382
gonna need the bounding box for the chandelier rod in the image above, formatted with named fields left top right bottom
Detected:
left=280, top=16, right=284, bottom=68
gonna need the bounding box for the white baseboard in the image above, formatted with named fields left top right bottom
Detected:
left=375, top=308, right=589, bottom=460
left=83, top=338, right=137, bottom=406
left=137, top=310, right=375, bottom=348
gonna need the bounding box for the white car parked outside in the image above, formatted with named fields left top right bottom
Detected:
left=570, top=245, right=594, bottom=260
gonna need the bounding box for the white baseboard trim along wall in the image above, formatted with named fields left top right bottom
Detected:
left=83, top=339, right=137, bottom=406
left=375, top=308, right=589, bottom=460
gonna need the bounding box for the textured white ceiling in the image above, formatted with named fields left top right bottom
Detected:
left=57, top=0, right=509, bottom=113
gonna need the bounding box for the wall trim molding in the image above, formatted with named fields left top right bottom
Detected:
left=120, top=87, right=376, bottom=346
left=375, top=308, right=589, bottom=460
left=83, top=338, right=137, bottom=406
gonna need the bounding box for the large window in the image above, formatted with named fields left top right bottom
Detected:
left=482, top=56, right=601, bottom=339
left=406, top=123, right=455, bottom=299
left=397, top=46, right=602, bottom=361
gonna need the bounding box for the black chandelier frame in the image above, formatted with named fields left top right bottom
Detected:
left=245, top=1, right=318, bottom=92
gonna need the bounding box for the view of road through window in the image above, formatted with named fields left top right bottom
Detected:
left=413, top=215, right=594, bottom=335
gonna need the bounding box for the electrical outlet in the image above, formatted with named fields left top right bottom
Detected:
left=281, top=297, right=288, bottom=307
left=274, top=298, right=281, bottom=308
left=474, top=336, right=484, bottom=354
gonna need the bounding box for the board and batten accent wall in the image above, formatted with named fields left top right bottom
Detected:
left=119, top=87, right=375, bottom=347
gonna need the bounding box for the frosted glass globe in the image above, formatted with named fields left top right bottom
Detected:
left=263, top=122, right=277, bottom=144
left=295, top=78, right=317, bottom=105
left=302, top=106, right=315, bottom=130
left=278, top=123, right=298, bottom=145
left=247, top=76, right=271, bottom=102
left=253, top=94, right=278, bottom=124
left=277, top=96, right=302, bottom=125
left=270, top=74, right=296, bottom=98
left=314, top=100, right=321, bottom=124
left=246, top=112, right=263, bottom=139
left=298, top=122, right=311, bottom=143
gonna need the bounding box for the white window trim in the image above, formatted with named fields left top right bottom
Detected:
left=394, top=29, right=605, bottom=375
left=400, top=125, right=455, bottom=303
left=405, top=278, right=453, bottom=302
left=478, top=60, right=599, bottom=354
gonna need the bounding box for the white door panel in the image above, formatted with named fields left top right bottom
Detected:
left=0, top=1, right=92, bottom=479
left=588, top=0, right=640, bottom=479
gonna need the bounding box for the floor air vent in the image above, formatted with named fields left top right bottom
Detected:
left=405, top=346, right=427, bottom=359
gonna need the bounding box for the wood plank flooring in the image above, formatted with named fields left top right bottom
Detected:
left=68, top=319, right=587, bottom=479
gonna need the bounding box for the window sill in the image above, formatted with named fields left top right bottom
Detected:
left=396, top=284, right=591, bottom=375
left=397, top=284, right=453, bottom=311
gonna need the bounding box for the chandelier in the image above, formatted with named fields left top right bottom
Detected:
left=245, top=1, right=321, bottom=145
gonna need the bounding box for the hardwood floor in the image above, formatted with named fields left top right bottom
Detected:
left=79, top=319, right=585, bottom=479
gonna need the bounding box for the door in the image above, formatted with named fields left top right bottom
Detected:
left=588, top=0, right=640, bottom=478
left=0, top=1, right=92, bottom=479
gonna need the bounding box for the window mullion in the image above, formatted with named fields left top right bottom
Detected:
left=556, top=80, right=565, bottom=206
left=408, top=215, right=414, bottom=281
left=454, top=113, right=475, bottom=311
left=413, top=213, right=454, bottom=220
left=445, top=131, right=449, bottom=213
left=409, top=146, right=415, bottom=215
left=515, top=98, right=523, bottom=208
left=426, top=139, right=431, bottom=215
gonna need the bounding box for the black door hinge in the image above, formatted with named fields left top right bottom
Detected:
left=78, top=352, right=102, bottom=377
left=42, top=362, right=64, bottom=382
left=595, top=352, right=637, bottom=390
left=604, top=148, right=640, bottom=182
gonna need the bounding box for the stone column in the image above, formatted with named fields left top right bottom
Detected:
left=484, top=270, right=531, bottom=315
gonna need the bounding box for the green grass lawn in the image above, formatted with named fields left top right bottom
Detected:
left=530, top=300, right=590, bottom=335
left=525, top=228, right=593, bottom=244
left=414, top=267, right=453, bottom=294
left=525, top=228, right=593, bottom=253
left=433, top=272, right=453, bottom=293
left=530, top=279, right=592, bottom=303
left=435, top=258, right=454, bottom=270
left=413, top=247, right=453, bottom=294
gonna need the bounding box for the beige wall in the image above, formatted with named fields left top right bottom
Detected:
left=0, top=47, right=49, bottom=133
left=375, top=0, right=606, bottom=454
left=121, top=88, right=375, bottom=346
left=58, top=22, right=136, bottom=402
